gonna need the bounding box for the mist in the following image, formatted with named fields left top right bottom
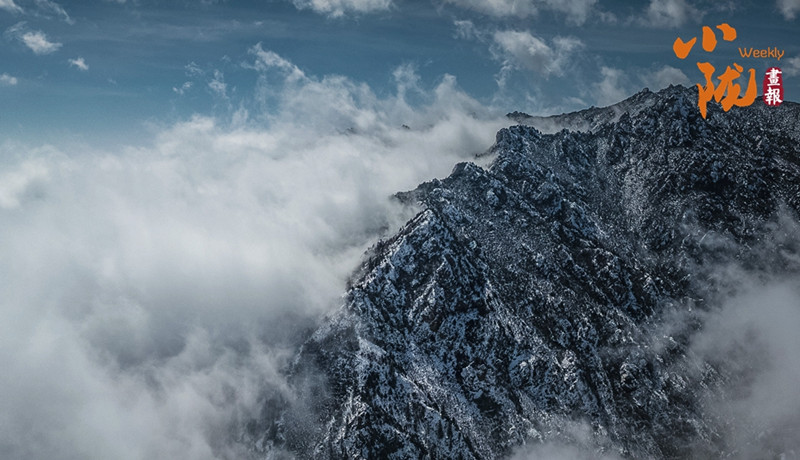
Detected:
left=691, top=277, right=800, bottom=459
left=674, top=213, right=800, bottom=459
left=0, top=48, right=507, bottom=459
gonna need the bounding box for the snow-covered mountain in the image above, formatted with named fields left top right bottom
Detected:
left=249, top=85, right=800, bottom=459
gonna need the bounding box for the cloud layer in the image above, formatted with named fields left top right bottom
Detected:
left=691, top=277, right=800, bottom=457
left=0, top=48, right=507, bottom=459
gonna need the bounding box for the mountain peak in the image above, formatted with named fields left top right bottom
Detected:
left=250, top=86, right=800, bottom=459
left=509, top=84, right=800, bottom=137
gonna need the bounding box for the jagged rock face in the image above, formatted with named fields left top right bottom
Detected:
left=253, top=86, right=800, bottom=459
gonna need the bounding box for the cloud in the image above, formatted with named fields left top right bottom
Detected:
left=0, top=159, right=48, bottom=208
left=392, top=62, right=421, bottom=101
left=176, top=63, right=231, bottom=99
left=0, top=48, right=508, bottom=459
left=645, top=212, right=800, bottom=458
left=641, top=65, right=690, bottom=90
left=173, top=81, right=193, bottom=95
left=249, top=42, right=306, bottom=81
left=208, top=69, right=227, bottom=98
left=290, top=0, right=392, bottom=17
left=784, top=56, right=800, bottom=76
left=69, top=57, right=89, bottom=71
left=21, top=29, right=61, bottom=53
left=185, top=61, right=203, bottom=77
left=542, top=0, right=599, bottom=25
left=33, top=0, right=73, bottom=24
left=588, top=65, right=688, bottom=106
left=0, top=0, right=22, bottom=13
left=6, top=22, right=62, bottom=55
left=491, top=30, right=583, bottom=77
left=453, top=19, right=478, bottom=40
left=509, top=421, right=625, bottom=460
left=777, top=0, right=800, bottom=19
left=690, top=278, right=800, bottom=458
left=641, top=0, right=702, bottom=28
left=443, top=0, right=599, bottom=24
left=0, top=73, right=17, bottom=86
left=591, top=66, right=634, bottom=106
left=511, top=443, right=624, bottom=460
left=444, top=0, right=538, bottom=17
left=287, top=0, right=603, bottom=22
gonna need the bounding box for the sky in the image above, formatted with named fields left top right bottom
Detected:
left=0, top=0, right=798, bottom=147
left=0, top=1, right=799, bottom=459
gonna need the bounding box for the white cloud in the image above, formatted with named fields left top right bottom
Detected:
left=443, top=0, right=599, bottom=25
left=589, top=65, right=689, bottom=106
left=6, top=22, right=62, bottom=55
left=691, top=278, right=800, bottom=458
left=0, top=0, right=72, bottom=22
left=0, top=159, right=48, bottom=208
left=777, top=0, right=800, bottom=19
left=185, top=61, right=203, bottom=77
left=453, top=19, right=478, bottom=40
left=291, top=0, right=604, bottom=22
left=69, top=57, right=89, bottom=71
left=784, top=56, right=800, bottom=76
left=177, top=63, right=230, bottom=99
left=642, top=65, right=690, bottom=90
left=0, top=49, right=508, bottom=459
left=392, top=62, right=421, bottom=101
left=0, top=0, right=22, bottom=13
left=208, top=69, right=227, bottom=98
left=511, top=443, right=623, bottom=460
left=588, top=64, right=691, bottom=106
left=509, top=420, right=624, bottom=459
left=541, top=0, right=598, bottom=25
left=444, top=0, right=537, bottom=17
left=249, top=42, right=306, bottom=81
left=173, top=81, right=193, bottom=95
left=0, top=73, right=17, bottom=86
left=22, top=30, right=61, bottom=54
left=491, top=30, right=583, bottom=77
left=290, top=0, right=392, bottom=17
left=642, top=0, right=702, bottom=28
left=592, top=66, right=634, bottom=106
left=34, top=0, right=73, bottom=24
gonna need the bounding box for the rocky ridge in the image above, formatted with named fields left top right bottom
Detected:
left=251, top=85, right=800, bottom=459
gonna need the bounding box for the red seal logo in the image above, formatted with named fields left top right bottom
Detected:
left=763, top=67, right=783, bottom=106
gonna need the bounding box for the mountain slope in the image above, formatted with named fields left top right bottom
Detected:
left=252, top=85, right=800, bottom=459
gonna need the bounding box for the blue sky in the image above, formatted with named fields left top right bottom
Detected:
left=1, top=0, right=798, bottom=147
